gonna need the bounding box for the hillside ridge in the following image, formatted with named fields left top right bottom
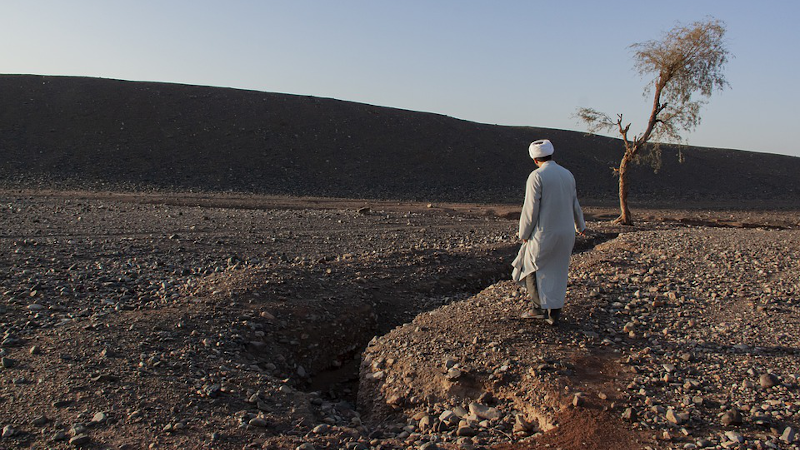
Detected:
left=1, top=74, right=798, bottom=205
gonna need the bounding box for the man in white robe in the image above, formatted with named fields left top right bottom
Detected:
left=511, top=139, right=586, bottom=325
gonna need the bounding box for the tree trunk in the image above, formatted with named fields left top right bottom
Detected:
left=614, top=152, right=633, bottom=225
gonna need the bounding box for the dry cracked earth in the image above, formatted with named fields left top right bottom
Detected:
left=0, top=190, right=798, bottom=450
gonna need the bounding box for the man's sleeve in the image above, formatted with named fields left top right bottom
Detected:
left=572, top=177, right=585, bottom=232
left=518, top=172, right=541, bottom=240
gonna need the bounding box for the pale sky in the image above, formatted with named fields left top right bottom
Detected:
left=2, top=1, right=799, bottom=157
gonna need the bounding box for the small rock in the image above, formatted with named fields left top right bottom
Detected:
left=456, top=422, right=477, bottom=437
left=1, top=357, right=15, bottom=369
left=622, top=407, right=636, bottom=422
left=439, top=410, right=458, bottom=426
left=513, top=414, right=533, bottom=433
left=32, top=415, right=49, bottom=426
left=1, top=337, right=21, bottom=347
left=446, top=367, right=462, bottom=380
left=468, top=402, right=501, bottom=421
left=52, top=430, right=68, bottom=441
left=666, top=408, right=688, bottom=425
left=249, top=417, right=267, bottom=428
left=781, top=426, right=796, bottom=443
left=2, top=425, right=15, bottom=437
left=312, top=424, right=329, bottom=434
left=759, top=373, right=779, bottom=388
left=91, top=412, right=107, bottom=424
left=29, top=346, right=40, bottom=355
left=419, top=442, right=439, bottom=450
left=696, top=438, right=712, bottom=448
left=69, top=424, right=86, bottom=437
left=724, top=430, right=744, bottom=443
left=572, top=394, right=584, bottom=407
left=203, top=384, right=221, bottom=398
left=720, top=409, right=742, bottom=426
left=418, top=415, right=433, bottom=432
left=69, top=434, right=91, bottom=446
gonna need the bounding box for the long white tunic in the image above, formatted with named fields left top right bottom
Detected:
left=511, top=161, right=585, bottom=309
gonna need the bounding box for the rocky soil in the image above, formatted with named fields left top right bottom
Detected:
left=361, top=224, right=800, bottom=450
left=1, top=189, right=798, bottom=449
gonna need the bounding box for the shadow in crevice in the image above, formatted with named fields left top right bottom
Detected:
left=574, top=231, right=620, bottom=253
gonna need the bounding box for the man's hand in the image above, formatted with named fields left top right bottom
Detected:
left=578, top=228, right=588, bottom=237
left=522, top=239, right=528, bottom=243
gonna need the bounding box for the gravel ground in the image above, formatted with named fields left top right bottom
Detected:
left=0, top=190, right=798, bottom=449
left=0, top=191, right=516, bottom=449
left=361, top=225, right=800, bottom=450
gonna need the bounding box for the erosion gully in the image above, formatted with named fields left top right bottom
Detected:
left=269, top=231, right=620, bottom=412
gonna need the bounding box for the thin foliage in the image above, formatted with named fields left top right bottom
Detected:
left=575, top=18, right=731, bottom=224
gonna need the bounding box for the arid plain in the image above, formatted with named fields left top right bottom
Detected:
left=1, top=190, right=798, bottom=449
left=1, top=75, right=799, bottom=449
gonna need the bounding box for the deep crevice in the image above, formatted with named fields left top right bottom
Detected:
left=299, top=231, right=622, bottom=407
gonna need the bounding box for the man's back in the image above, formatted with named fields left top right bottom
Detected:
left=534, top=161, right=582, bottom=235
left=519, top=161, right=584, bottom=242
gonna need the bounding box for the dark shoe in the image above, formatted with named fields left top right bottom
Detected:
left=545, top=308, right=561, bottom=325
left=521, top=309, right=546, bottom=319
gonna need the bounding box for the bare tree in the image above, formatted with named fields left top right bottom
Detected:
left=576, top=18, right=731, bottom=224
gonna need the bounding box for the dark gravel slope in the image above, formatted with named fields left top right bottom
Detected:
left=1, top=74, right=798, bottom=205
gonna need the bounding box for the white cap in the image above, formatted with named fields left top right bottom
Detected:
left=529, top=139, right=554, bottom=160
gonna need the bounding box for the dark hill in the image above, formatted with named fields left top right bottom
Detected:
left=1, top=74, right=798, bottom=206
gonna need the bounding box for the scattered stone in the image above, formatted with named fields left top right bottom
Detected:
left=32, top=415, right=49, bottom=426
left=312, top=424, right=329, bottom=434
left=445, top=367, right=462, bottom=380
left=622, top=408, right=636, bottom=422
left=69, top=434, right=90, bottom=446
left=666, top=408, right=688, bottom=425
left=468, top=402, right=501, bottom=421
left=203, top=384, right=221, bottom=398
left=69, top=424, right=86, bottom=437
left=53, top=399, right=73, bottom=408
left=720, top=409, right=742, bottom=426
left=696, top=438, right=712, bottom=448
left=91, top=411, right=107, bottom=424
left=249, top=417, right=268, bottom=428
left=1, top=357, right=15, bottom=369
left=759, top=373, right=779, bottom=388
left=513, top=414, right=534, bottom=433
left=52, top=431, right=68, bottom=441
left=781, top=427, right=796, bottom=443
left=2, top=425, right=15, bottom=438
left=439, top=410, right=458, bottom=427
left=724, top=430, right=744, bottom=444
left=456, top=422, right=477, bottom=437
